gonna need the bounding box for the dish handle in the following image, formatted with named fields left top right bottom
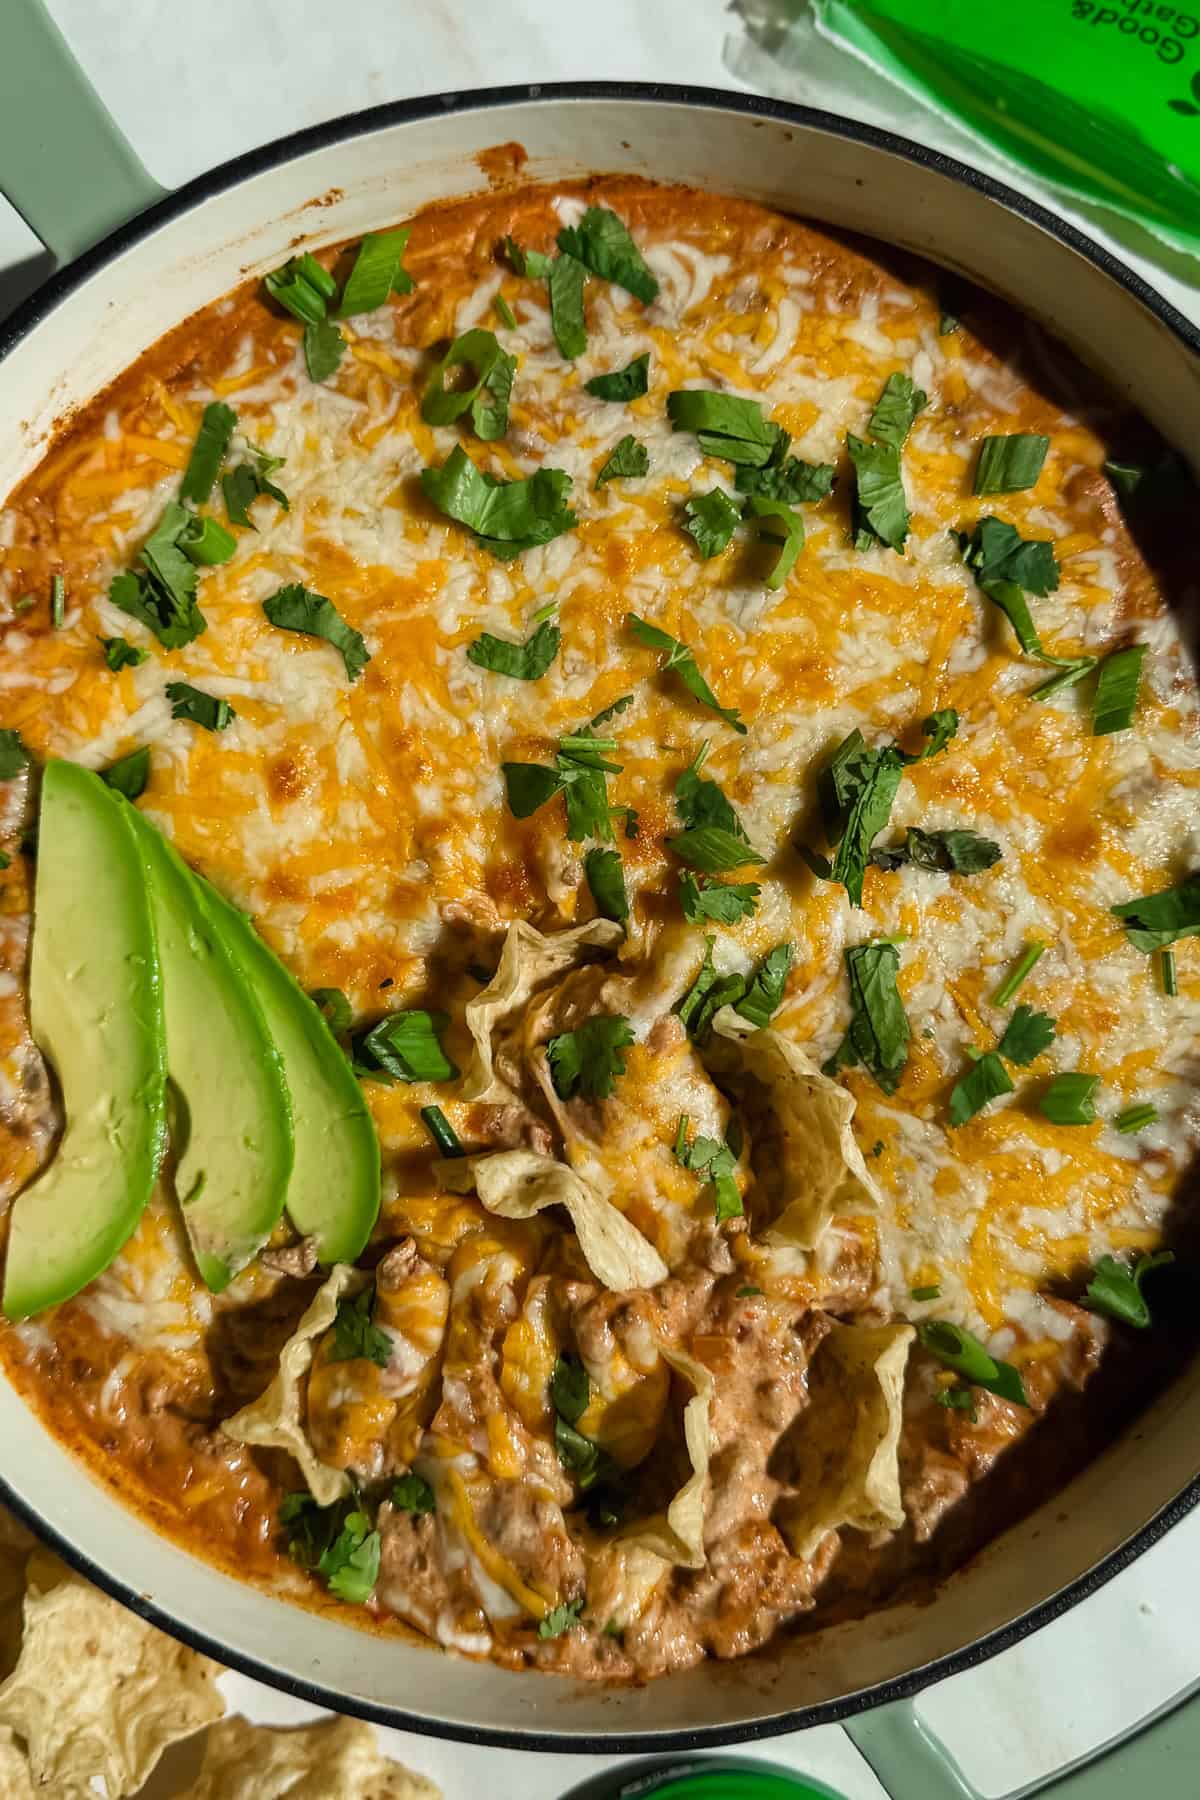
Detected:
left=845, top=1685, right=1200, bottom=1798
left=2, top=0, right=165, bottom=267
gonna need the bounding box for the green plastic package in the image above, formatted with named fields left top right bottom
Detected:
left=810, top=0, right=1200, bottom=253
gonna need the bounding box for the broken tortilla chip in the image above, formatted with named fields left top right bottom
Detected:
left=0, top=1547, right=223, bottom=1797
left=221, top=1264, right=363, bottom=1505
left=618, top=1347, right=713, bottom=1569
left=775, top=1320, right=913, bottom=1561
left=440, top=1149, right=668, bottom=1291
left=462, top=919, right=622, bottom=1102
left=706, top=1011, right=880, bottom=1250
left=181, top=1713, right=440, bottom=1799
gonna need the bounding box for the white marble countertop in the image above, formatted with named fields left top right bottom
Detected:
left=4, top=5, right=1200, bottom=1795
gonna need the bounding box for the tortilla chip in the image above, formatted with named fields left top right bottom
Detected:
left=0, top=1726, right=33, bottom=1799
left=775, top=1320, right=913, bottom=1561
left=182, top=1713, right=440, bottom=1799
left=0, top=1508, right=32, bottom=1682
left=462, top=919, right=622, bottom=1102
left=618, top=1347, right=713, bottom=1569
left=221, top=1264, right=363, bottom=1505
left=0, top=1547, right=223, bottom=1797
left=706, top=1011, right=880, bottom=1249
left=440, top=1149, right=668, bottom=1291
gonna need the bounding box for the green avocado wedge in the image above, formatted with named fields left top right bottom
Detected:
left=2, top=762, right=167, bottom=1321
left=124, top=810, right=294, bottom=1291
left=196, top=883, right=381, bottom=1264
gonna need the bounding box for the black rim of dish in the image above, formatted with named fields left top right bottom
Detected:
left=1, top=79, right=1198, bottom=1754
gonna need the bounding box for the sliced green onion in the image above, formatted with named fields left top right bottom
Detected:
left=50, top=574, right=65, bottom=629
left=918, top=1320, right=1028, bottom=1406
left=421, top=1103, right=464, bottom=1158
left=494, top=292, right=517, bottom=330
left=336, top=229, right=414, bottom=316
left=973, top=434, right=1049, bottom=496
left=181, top=517, right=237, bottom=566
left=991, top=942, right=1046, bottom=1008
left=910, top=1284, right=941, bottom=1301
left=1114, top=1102, right=1158, bottom=1135
left=1161, top=948, right=1178, bottom=997
left=1039, top=1071, right=1099, bottom=1126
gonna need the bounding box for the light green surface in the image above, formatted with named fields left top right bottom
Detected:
left=848, top=1688, right=1200, bottom=1798
left=199, top=883, right=381, bottom=1265
left=1, top=0, right=163, bottom=262
left=2, top=762, right=167, bottom=1320
left=126, top=808, right=293, bottom=1291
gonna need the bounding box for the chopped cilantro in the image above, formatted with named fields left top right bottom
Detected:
left=546, top=1015, right=635, bottom=1101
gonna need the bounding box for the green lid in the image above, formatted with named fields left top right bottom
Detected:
left=603, top=1759, right=844, bottom=1800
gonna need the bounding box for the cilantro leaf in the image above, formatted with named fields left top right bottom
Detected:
left=675, top=743, right=748, bottom=839
left=676, top=940, right=749, bottom=1042
left=538, top=1599, right=584, bottom=1640
left=550, top=1353, right=590, bottom=1424
left=354, top=1010, right=456, bottom=1085
left=554, top=1414, right=606, bottom=1486
left=867, top=372, right=927, bottom=450
left=318, top=1511, right=381, bottom=1605
left=467, top=618, right=560, bottom=681
left=335, top=228, right=414, bottom=316
left=303, top=317, right=346, bottom=383
left=0, top=731, right=29, bottom=780
left=503, top=237, right=553, bottom=279
left=675, top=1128, right=743, bottom=1221
left=626, top=613, right=745, bottom=733
left=557, top=206, right=659, bottom=303
left=99, top=636, right=148, bottom=673
left=824, top=941, right=909, bottom=1094
left=1093, top=643, right=1146, bottom=737
left=180, top=402, right=236, bottom=505
left=1112, top=876, right=1200, bottom=953
left=847, top=435, right=909, bottom=552
left=736, top=457, right=834, bottom=505
left=263, top=584, right=370, bottom=682
left=911, top=709, right=960, bottom=761
left=828, top=747, right=905, bottom=907
left=958, top=516, right=1060, bottom=596
left=948, top=1050, right=1014, bottom=1126
left=974, top=434, right=1049, bottom=496
left=166, top=682, right=234, bottom=732
left=679, top=872, right=760, bottom=923
left=110, top=501, right=207, bottom=649
left=667, top=390, right=786, bottom=469
left=422, top=446, right=576, bottom=559
left=222, top=446, right=288, bottom=527
left=1085, top=1251, right=1174, bottom=1330
left=328, top=1287, right=391, bottom=1367
left=100, top=746, right=150, bottom=801
left=549, top=252, right=587, bottom=359
left=585, top=352, right=650, bottom=401
left=422, top=328, right=517, bottom=441
left=870, top=826, right=1002, bottom=875
left=392, top=1473, right=436, bottom=1514
left=667, top=825, right=765, bottom=874
left=596, top=436, right=649, bottom=489
left=584, top=846, right=629, bottom=924
left=736, top=943, right=793, bottom=1028
left=683, top=489, right=741, bottom=558
left=503, top=725, right=624, bottom=843
left=547, top=1015, right=635, bottom=1101
left=996, top=1003, right=1056, bottom=1065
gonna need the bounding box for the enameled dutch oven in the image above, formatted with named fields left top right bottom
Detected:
left=2, top=0, right=1200, bottom=1783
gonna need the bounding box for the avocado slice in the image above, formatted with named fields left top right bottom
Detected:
left=2, top=762, right=167, bottom=1321
left=125, top=810, right=294, bottom=1291
left=197, top=883, right=380, bottom=1264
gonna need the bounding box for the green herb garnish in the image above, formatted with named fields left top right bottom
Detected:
left=674, top=1124, right=743, bottom=1222
left=683, top=489, right=740, bottom=559
left=422, top=329, right=516, bottom=441
left=0, top=731, right=29, bottom=780
left=1112, top=877, right=1200, bottom=954
left=546, top=1015, right=635, bottom=1101
left=1092, top=644, right=1146, bottom=737
left=557, top=206, right=659, bottom=303
left=165, top=682, right=234, bottom=732
left=180, top=402, right=236, bottom=505
left=100, top=746, right=150, bottom=801
left=1114, top=1103, right=1158, bottom=1135
left=550, top=1353, right=590, bottom=1424
left=422, top=446, right=576, bottom=559
left=1039, top=1071, right=1099, bottom=1126
left=354, top=1010, right=456, bottom=1085
left=263, top=584, right=370, bottom=682
left=957, top=516, right=1060, bottom=596
left=919, top=1320, right=1028, bottom=1407
left=973, top=434, right=1049, bottom=496
left=1085, top=1251, right=1174, bottom=1330
left=548, top=253, right=588, bottom=359
left=585, top=352, right=650, bottom=401
left=867, top=372, right=927, bottom=450
left=303, top=317, right=347, bottom=383
left=626, top=613, right=745, bottom=734
left=735, top=457, right=834, bottom=506
left=910, top=1285, right=941, bottom=1301
left=870, top=826, right=1001, bottom=876
left=667, top=390, right=785, bottom=469
left=420, top=1103, right=464, bottom=1158
left=223, top=447, right=288, bottom=527
left=584, top=846, right=629, bottom=924
left=336, top=228, right=414, bottom=316
left=494, top=292, right=517, bottom=330
left=823, top=940, right=910, bottom=1094
left=538, top=1599, right=583, bottom=1640
left=467, top=617, right=560, bottom=681
left=392, top=1473, right=436, bottom=1514
left=311, top=988, right=353, bottom=1034
left=847, top=372, right=926, bottom=552
left=595, top=436, right=649, bottom=489
left=328, top=1287, right=391, bottom=1367
left=679, top=873, right=761, bottom=924
left=99, top=636, right=148, bottom=673
left=992, top=942, right=1046, bottom=1007
left=737, top=943, right=793, bottom=1029
left=109, top=501, right=209, bottom=649
left=503, top=724, right=624, bottom=843
left=996, top=1004, right=1056, bottom=1066
left=948, top=1050, right=1014, bottom=1126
